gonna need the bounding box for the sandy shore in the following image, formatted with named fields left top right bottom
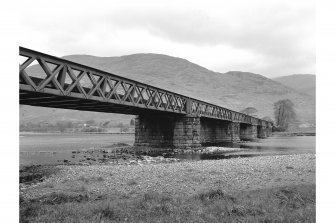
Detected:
left=20, top=153, right=315, bottom=201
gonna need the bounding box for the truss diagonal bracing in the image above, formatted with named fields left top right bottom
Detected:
left=19, top=47, right=271, bottom=127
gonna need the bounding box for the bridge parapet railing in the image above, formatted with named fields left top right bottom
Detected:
left=20, top=47, right=272, bottom=126
left=262, top=120, right=266, bottom=126
left=189, top=99, right=232, bottom=121
left=188, top=99, right=267, bottom=125
left=19, top=47, right=187, bottom=114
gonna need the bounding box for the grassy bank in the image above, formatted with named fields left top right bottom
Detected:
left=20, top=184, right=315, bottom=223
left=20, top=154, right=315, bottom=222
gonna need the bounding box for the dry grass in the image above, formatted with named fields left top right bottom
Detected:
left=20, top=184, right=315, bottom=223
left=19, top=154, right=315, bottom=222
left=78, top=176, right=104, bottom=183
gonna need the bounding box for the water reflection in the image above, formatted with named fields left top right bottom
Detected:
left=174, top=153, right=260, bottom=161
left=144, top=136, right=316, bottom=160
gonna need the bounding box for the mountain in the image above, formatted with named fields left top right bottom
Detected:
left=20, top=53, right=316, bottom=130
left=272, top=74, right=315, bottom=97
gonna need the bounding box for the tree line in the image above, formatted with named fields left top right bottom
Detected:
left=20, top=118, right=136, bottom=133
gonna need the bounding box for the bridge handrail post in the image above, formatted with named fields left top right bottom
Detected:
left=186, top=98, right=192, bottom=115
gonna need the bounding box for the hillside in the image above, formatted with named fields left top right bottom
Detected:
left=19, top=105, right=131, bottom=125
left=273, top=74, right=315, bottom=96
left=20, top=53, right=316, bottom=130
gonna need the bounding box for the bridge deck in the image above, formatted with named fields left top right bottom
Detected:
left=19, top=47, right=272, bottom=127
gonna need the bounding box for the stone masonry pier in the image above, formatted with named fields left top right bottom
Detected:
left=135, top=114, right=271, bottom=148
left=257, top=125, right=268, bottom=138
left=239, top=123, right=257, bottom=141
left=134, top=115, right=201, bottom=148
left=19, top=47, right=273, bottom=149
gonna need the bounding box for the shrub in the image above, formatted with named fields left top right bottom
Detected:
left=198, top=189, right=235, bottom=202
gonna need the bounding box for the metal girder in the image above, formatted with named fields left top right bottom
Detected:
left=19, top=47, right=272, bottom=127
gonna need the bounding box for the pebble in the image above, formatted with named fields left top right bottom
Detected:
left=20, top=153, right=315, bottom=200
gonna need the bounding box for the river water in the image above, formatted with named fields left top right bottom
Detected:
left=19, top=133, right=315, bottom=166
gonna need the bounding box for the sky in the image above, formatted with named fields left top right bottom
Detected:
left=19, top=0, right=315, bottom=78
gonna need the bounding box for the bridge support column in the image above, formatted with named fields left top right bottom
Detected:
left=240, top=124, right=257, bottom=141
left=257, top=126, right=267, bottom=138
left=134, top=115, right=201, bottom=148
left=266, top=125, right=272, bottom=137
left=135, top=115, right=173, bottom=147
left=200, top=119, right=233, bottom=144
left=172, top=115, right=201, bottom=147
left=228, top=122, right=240, bottom=142
left=135, top=115, right=269, bottom=147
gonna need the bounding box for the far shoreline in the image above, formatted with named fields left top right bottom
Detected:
left=19, top=131, right=135, bottom=135
left=19, top=130, right=315, bottom=136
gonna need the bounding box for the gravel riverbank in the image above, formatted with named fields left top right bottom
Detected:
left=20, top=153, right=315, bottom=201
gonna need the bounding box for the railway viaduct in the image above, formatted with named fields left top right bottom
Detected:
left=19, top=47, right=272, bottom=148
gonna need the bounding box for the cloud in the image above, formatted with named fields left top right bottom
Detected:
left=104, top=2, right=314, bottom=63
left=19, top=0, right=315, bottom=77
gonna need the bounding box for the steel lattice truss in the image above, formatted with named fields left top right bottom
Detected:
left=19, top=47, right=271, bottom=127
left=189, top=100, right=266, bottom=126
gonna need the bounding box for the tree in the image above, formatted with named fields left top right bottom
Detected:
left=273, top=99, right=296, bottom=131
left=102, top=121, right=110, bottom=127
left=262, top=116, right=274, bottom=123
left=240, top=107, right=258, bottom=116
left=116, top=122, right=125, bottom=132
left=56, top=121, right=66, bottom=132
left=121, top=126, right=129, bottom=132
left=86, top=120, right=96, bottom=125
